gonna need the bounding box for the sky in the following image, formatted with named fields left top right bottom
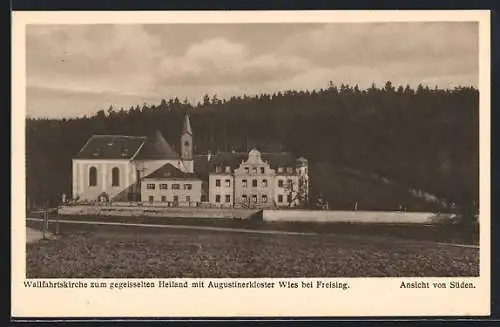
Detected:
left=26, top=22, right=479, bottom=119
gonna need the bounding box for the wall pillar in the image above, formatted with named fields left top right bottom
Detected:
left=102, top=163, right=107, bottom=192
left=72, top=161, right=77, bottom=199
left=78, top=162, right=84, bottom=195
left=125, top=163, right=130, bottom=189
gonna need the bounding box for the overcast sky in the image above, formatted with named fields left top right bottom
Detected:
left=26, top=22, right=478, bottom=118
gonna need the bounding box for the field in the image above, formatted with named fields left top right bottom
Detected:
left=26, top=220, right=479, bottom=278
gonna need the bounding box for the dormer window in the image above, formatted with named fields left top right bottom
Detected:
left=92, top=149, right=100, bottom=157
left=225, top=166, right=231, bottom=173
left=286, top=167, right=293, bottom=174
left=278, top=167, right=284, bottom=173
left=215, top=166, right=221, bottom=173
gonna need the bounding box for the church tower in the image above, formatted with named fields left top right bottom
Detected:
left=180, top=113, right=194, bottom=173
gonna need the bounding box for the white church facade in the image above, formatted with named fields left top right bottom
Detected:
left=72, top=114, right=195, bottom=203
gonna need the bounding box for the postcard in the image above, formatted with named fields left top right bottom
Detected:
left=12, top=10, right=490, bottom=318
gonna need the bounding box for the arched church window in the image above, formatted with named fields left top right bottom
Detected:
left=112, top=167, right=120, bottom=186
left=184, top=141, right=190, bottom=147
left=89, top=167, right=97, bottom=186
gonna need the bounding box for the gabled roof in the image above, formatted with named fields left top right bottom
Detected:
left=194, top=154, right=211, bottom=178
left=74, top=130, right=181, bottom=161
left=133, top=130, right=179, bottom=160
left=208, top=152, right=248, bottom=171
left=198, top=150, right=306, bottom=173
left=261, top=152, right=298, bottom=169
left=74, top=135, right=148, bottom=160
left=143, top=163, right=199, bottom=180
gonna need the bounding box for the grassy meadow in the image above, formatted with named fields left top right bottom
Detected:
left=26, top=220, right=479, bottom=278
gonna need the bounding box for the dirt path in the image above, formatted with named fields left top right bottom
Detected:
left=26, top=217, right=479, bottom=249
left=26, top=227, right=54, bottom=244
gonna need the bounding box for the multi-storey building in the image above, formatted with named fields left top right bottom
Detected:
left=195, top=148, right=309, bottom=208
left=141, top=163, right=202, bottom=206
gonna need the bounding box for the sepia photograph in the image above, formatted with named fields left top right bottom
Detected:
left=24, top=20, right=482, bottom=279
left=12, top=10, right=491, bottom=318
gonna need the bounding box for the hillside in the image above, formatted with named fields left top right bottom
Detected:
left=309, top=162, right=448, bottom=212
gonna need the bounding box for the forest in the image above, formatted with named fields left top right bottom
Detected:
left=26, top=81, right=479, bottom=220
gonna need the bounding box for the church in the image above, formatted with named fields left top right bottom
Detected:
left=72, top=113, right=309, bottom=208
left=72, top=114, right=196, bottom=203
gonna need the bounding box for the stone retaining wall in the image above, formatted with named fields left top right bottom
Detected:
left=262, top=209, right=449, bottom=224
left=58, top=205, right=259, bottom=220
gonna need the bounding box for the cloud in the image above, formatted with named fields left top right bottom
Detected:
left=27, top=24, right=164, bottom=95
left=25, top=22, right=479, bottom=118
left=284, top=22, right=477, bottom=60
left=156, top=37, right=313, bottom=87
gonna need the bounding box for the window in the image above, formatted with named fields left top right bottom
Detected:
left=278, top=167, right=284, bottom=173
left=244, top=167, right=249, bottom=174
left=225, top=166, right=231, bottom=173
left=225, top=179, right=231, bottom=187
left=201, top=195, right=206, bottom=202
left=252, top=167, right=257, bottom=174
left=287, top=179, right=293, bottom=187
left=225, top=195, right=231, bottom=203
left=146, top=183, right=155, bottom=190
left=278, top=195, right=283, bottom=203
left=112, top=167, right=120, bottom=186
left=262, top=195, right=268, bottom=202
left=172, top=184, right=180, bottom=190
left=262, top=179, right=268, bottom=187
left=148, top=196, right=154, bottom=203
left=160, top=183, right=168, bottom=190
left=287, top=167, right=293, bottom=174
left=161, top=196, right=166, bottom=202
left=215, top=195, right=221, bottom=203
left=184, top=184, right=192, bottom=190
left=242, top=194, right=247, bottom=202
left=287, top=194, right=293, bottom=203
left=252, top=179, right=257, bottom=187
left=184, top=141, right=190, bottom=147
left=242, top=179, right=247, bottom=188
left=89, top=167, right=97, bottom=186
left=252, top=195, right=257, bottom=203
left=278, top=180, right=284, bottom=187
left=260, top=167, right=265, bottom=174
left=173, top=195, right=179, bottom=202
left=215, top=179, right=221, bottom=187
left=186, top=196, right=191, bottom=203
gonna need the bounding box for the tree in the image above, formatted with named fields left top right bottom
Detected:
left=283, top=175, right=309, bottom=208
